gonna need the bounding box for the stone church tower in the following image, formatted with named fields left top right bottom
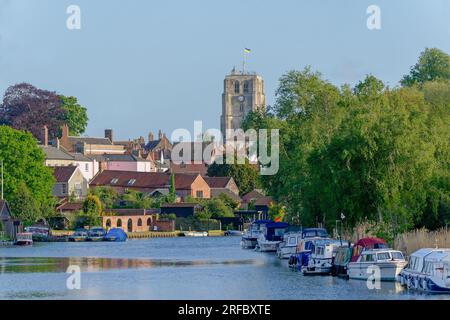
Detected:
left=221, top=68, right=266, bottom=141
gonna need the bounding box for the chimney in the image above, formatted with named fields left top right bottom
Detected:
left=105, top=129, right=113, bottom=143
left=42, top=125, right=49, bottom=146
left=61, top=124, right=69, bottom=138
left=149, top=131, right=154, bottom=142
left=158, top=129, right=163, bottom=140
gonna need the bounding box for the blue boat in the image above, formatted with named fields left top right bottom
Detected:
left=104, top=228, right=127, bottom=242
left=241, top=220, right=273, bottom=249
left=256, top=222, right=290, bottom=252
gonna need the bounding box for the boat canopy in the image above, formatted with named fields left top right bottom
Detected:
left=265, top=222, right=289, bottom=241
left=105, top=228, right=127, bottom=242
left=253, top=220, right=273, bottom=225
left=354, top=237, right=387, bottom=248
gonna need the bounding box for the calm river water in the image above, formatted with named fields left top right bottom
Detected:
left=0, top=237, right=448, bottom=300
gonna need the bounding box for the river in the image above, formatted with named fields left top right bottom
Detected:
left=0, top=236, right=448, bottom=300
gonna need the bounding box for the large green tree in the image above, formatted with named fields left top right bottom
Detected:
left=60, top=95, right=89, bottom=136
left=0, top=125, right=55, bottom=221
left=401, top=48, right=450, bottom=87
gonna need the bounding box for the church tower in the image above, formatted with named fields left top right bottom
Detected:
left=221, top=68, right=266, bottom=141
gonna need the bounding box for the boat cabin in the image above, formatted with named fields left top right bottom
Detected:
left=357, top=249, right=405, bottom=263
left=351, top=237, right=388, bottom=262
left=302, top=228, right=329, bottom=239
left=262, top=222, right=289, bottom=242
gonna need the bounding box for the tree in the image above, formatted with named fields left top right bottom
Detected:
left=60, top=95, right=89, bottom=136
left=0, top=83, right=65, bottom=141
left=89, top=187, right=119, bottom=209
left=9, top=182, right=41, bottom=226
left=0, top=125, right=55, bottom=218
left=203, top=198, right=234, bottom=218
left=83, top=195, right=103, bottom=215
left=401, top=48, right=450, bottom=87
left=217, top=192, right=240, bottom=210
left=207, top=160, right=260, bottom=196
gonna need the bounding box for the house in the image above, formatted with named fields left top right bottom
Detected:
left=204, top=177, right=240, bottom=197
left=52, top=166, right=89, bottom=200
left=59, top=125, right=125, bottom=155
left=41, top=145, right=99, bottom=181
left=144, top=130, right=173, bottom=167
left=102, top=208, right=161, bottom=232
left=89, top=170, right=211, bottom=200
left=91, top=153, right=154, bottom=173
left=242, top=189, right=266, bottom=204
left=0, top=200, right=23, bottom=241
left=160, top=203, right=203, bottom=218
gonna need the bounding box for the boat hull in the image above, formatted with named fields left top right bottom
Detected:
left=241, top=237, right=258, bottom=249
left=399, top=270, right=450, bottom=293
left=277, top=246, right=297, bottom=259
left=257, top=240, right=280, bottom=252
left=348, top=261, right=407, bottom=281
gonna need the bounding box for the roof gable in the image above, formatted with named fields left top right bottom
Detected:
left=53, top=166, right=78, bottom=183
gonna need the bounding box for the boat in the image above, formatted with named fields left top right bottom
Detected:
left=68, top=229, right=88, bottom=242
left=240, top=220, right=272, bottom=249
left=301, top=228, right=329, bottom=239
left=331, top=245, right=353, bottom=277
left=224, top=230, right=244, bottom=236
left=277, top=231, right=303, bottom=259
left=104, top=228, right=127, bottom=242
left=86, top=227, right=107, bottom=242
left=398, top=248, right=450, bottom=293
left=25, top=225, right=50, bottom=242
left=184, top=231, right=208, bottom=237
left=332, top=237, right=389, bottom=278
left=14, top=232, right=33, bottom=246
left=347, top=247, right=407, bottom=281
left=302, top=239, right=345, bottom=275
left=287, top=228, right=330, bottom=268
left=256, top=222, right=289, bottom=252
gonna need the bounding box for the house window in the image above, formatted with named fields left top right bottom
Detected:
left=62, top=183, right=67, bottom=195
left=85, top=164, right=89, bottom=172
left=196, top=190, right=204, bottom=198
left=128, top=179, right=136, bottom=185
left=111, top=178, right=119, bottom=184
left=234, top=81, right=240, bottom=94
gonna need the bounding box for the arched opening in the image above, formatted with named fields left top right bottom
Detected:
left=117, top=219, right=122, bottom=228
left=137, top=218, right=142, bottom=227
left=243, top=81, right=249, bottom=93
left=234, top=81, right=240, bottom=94
left=147, top=218, right=152, bottom=227
left=106, top=219, right=111, bottom=229
left=127, top=219, right=133, bottom=232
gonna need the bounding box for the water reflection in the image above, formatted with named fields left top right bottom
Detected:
left=0, top=257, right=260, bottom=274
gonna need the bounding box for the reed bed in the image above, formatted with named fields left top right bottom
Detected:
left=393, top=227, right=450, bottom=256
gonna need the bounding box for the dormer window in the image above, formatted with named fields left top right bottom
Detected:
left=111, top=178, right=119, bottom=184
left=128, top=179, right=136, bottom=185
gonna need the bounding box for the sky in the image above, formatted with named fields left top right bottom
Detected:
left=0, top=0, right=449, bottom=141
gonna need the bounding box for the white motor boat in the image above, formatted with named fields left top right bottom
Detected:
left=302, top=239, right=344, bottom=275
left=184, top=231, right=208, bottom=237
left=398, top=248, right=450, bottom=293
left=276, top=232, right=303, bottom=259
left=347, top=248, right=407, bottom=281
left=256, top=222, right=289, bottom=252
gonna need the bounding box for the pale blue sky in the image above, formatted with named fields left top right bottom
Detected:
left=1, top=0, right=449, bottom=140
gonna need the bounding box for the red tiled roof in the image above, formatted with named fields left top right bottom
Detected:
left=204, top=177, right=233, bottom=188
left=53, top=166, right=77, bottom=183
left=171, top=162, right=208, bottom=175
left=90, top=171, right=201, bottom=190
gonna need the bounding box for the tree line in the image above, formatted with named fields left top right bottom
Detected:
left=243, top=48, right=450, bottom=236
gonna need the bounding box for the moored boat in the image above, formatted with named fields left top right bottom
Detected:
left=184, top=231, right=208, bottom=237
left=240, top=220, right=272, bottom=249
left=86, top=227, right=107, bottom=242
left=302, top=239, right=345, bottom=276
left=104, top=228, right=127, bottom=242
left=398, top=248, right=450, bottom=293
left=256, top=222, right=289, bottom=252
left=14, top=232, right=33, bottom=246
left=68, top=229, right=88, bottom=242
left=277, top=231, right=303, bottom=259
left=347, top=248, right=407, bottom=281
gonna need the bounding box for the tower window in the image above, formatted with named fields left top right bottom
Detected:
left=234, top=81, right=240, bottom=94
left=243, top=81, right=249, bottom=93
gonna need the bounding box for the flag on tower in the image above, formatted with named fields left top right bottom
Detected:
left=244, top=48, right=251, bottom=54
